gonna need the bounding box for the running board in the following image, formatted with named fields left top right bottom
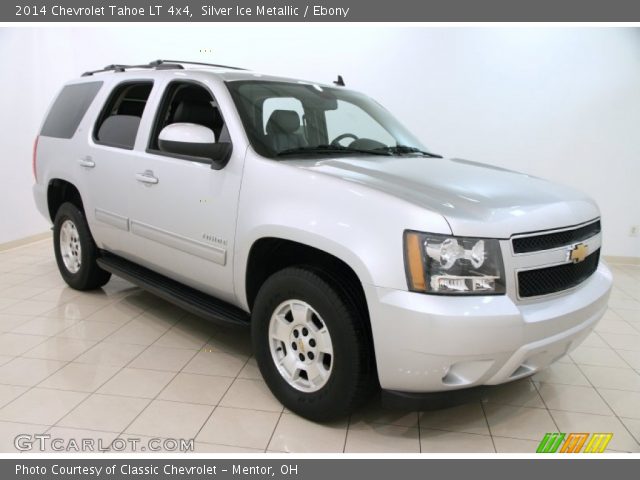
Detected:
left=97, top=252, right=250, bottom=328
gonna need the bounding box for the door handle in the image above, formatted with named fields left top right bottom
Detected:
left=78, top=156, right=95, bottom=168
left=135, top=170, right=159, bottom=185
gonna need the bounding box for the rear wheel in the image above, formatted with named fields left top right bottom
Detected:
left=252, top=267, right=374, bottom=421
left=53, top=202, right=111, bottom=290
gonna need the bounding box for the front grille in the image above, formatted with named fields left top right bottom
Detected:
left=513, top=220, right=600, bottom=254
left=518, top=249, right=600, bottom=298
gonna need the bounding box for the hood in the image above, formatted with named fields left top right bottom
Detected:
left=284, top=156, right=600, bottom=238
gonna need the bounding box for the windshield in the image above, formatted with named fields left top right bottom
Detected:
left=226, top=80, right=437, bottom=159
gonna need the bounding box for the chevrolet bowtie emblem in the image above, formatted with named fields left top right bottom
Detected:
left=568, top=243, right=589, bottom=263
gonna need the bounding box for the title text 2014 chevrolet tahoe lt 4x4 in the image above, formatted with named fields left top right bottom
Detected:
left=32, top=60, right=612, bottom=421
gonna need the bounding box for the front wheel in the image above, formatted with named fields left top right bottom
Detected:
left=252, top=267, right=374, bottom=421
left=53, top=202, right=111, bottom=290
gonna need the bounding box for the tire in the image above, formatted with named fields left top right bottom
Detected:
left=252, top=267, right=375, bottom=421
left=53, top=202, right=111, bottom=290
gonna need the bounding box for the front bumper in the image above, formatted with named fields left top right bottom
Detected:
left=366, top=262, right=612, bottom=393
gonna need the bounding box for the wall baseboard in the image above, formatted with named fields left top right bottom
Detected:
left=0, top=231, right=51, bottom=252
left=604, top=255, right=640, bottom=266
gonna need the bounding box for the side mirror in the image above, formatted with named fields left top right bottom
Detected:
left=158, top=123, right=232, bottom=170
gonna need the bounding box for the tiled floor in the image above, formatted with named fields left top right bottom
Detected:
left=0, top=238, right=639, bottom=453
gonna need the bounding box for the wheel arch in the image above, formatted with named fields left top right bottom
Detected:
left=242, top=233, right=373, bottom=311
left=47, top=178, right=85, bottom=221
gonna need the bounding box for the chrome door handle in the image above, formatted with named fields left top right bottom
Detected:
left=135, top=170, right=159, bottom=184
left=78, top=156, right=95, bottom=168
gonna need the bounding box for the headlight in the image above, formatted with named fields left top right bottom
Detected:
left=403, top=231, right=506, bottom=295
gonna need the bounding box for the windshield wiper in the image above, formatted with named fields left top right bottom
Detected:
left=374, top=145, right=443, bottom=158
left=276, top=145, right=391, bottom=157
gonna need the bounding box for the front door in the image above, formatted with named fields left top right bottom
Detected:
left=123, top=79, right=243, bottom=303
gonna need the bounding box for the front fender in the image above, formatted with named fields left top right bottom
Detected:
left=233, top=152, right=452, bottom=309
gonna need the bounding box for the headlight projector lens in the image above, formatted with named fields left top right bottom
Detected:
left=404, top=231, right=505, bottom=295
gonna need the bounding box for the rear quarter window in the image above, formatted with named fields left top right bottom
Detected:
left=40, top=82, right=103, bottom=139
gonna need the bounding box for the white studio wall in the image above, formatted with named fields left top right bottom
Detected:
left=0, top=27, right=639, bottom=257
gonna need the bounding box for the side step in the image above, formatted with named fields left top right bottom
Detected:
left=97, top=252, right=250, bottom=328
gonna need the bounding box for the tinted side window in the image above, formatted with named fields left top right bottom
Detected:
left=40, top=82, right=103, bottom=139
left=94, top=82, right=153, bottom=150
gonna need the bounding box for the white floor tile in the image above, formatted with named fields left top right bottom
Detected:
left=492, top=436, right=540, bottom=453
left=45, top=427, right=118, bottom=453
left=0, top=357, right=67, bottom=387
left=97, top=367, right=174, bottom=398
left=219, top=378, right=283, bottom=412
left=237, top=358, right=263, bottom=380
left=268, top=412, right=348, bottom=453
left=57, top=393, right=150, bottom=432
left=0, top=313, right=31, bottom=332
left=57, top=321, right=122, bottom=341
left=597, top=388, right=640, bottom=419
left=11, top=317, right=77, bottom=336
left=24, top=337, right=96, bottom=361
left=192, top=442, right=263, bottom=453
left=419, top=403, right=490, bottom=435
left=598, top=332, right=640, bottom=352
left=570, top=346, right=628, bottom=368
left=1, top=300, right=58, bottom=316
left=43, top=302, right=105, bottom=321
left=126, top=399, right=213, bottom=438
left=481, top=379, right=545, bottom=409
left=183, top=350, right=248, bottom=377
left=0, top=333, right=48, bottom=356
left=420, top=429, right=495, bottom=453
left=129, top=346, right=197, bottom=372
left=0, top=384, right=28, bottom=408
left=483, top=404, right=557, bottom=441
left=579, top=365, right=640, bottom=391
left=620, top=417, right=640, bottom=446
left=533, top=362, right=591, bottom=386
left=0, top=388, right=88, bottom=425
left=74, top=342, right=146, bottom=367
left=551, top=410, right=640, bottom=452
left=0, top=421, right=49, bottom=452
left=350, top=400, right=419, bottom=428
left=345, top=423, right=420, bottom=453
left=103, top=316, right=173, bottom=346
left=197, top=406, right=280, bottom=450
left=153, top=321, right=212, bottom=350
left=40, top=362, right=120, bottom=392
left=537, top=383, right=613, bottom=415
left=617, top=350, right=640, bottom=369
left=158, top=373, right=232, bottom=405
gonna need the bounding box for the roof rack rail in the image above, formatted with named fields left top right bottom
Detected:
left=81, top=59, right=246, bottom=77
left=81, top=62, right=184, bottom=77
left=151, top=59, right=247, bottom=71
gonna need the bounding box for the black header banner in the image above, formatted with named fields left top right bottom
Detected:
left=4, top=0, right=640, bottom=22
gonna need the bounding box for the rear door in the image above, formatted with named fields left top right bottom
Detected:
left=80, top=80, right=157, bottom=255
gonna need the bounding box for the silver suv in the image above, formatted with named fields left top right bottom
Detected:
left=33, top=60, right=612, bottom=420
